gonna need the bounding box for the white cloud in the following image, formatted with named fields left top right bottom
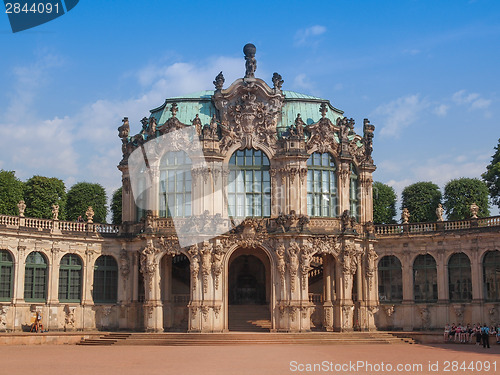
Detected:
left=433, top=104, right=449, bottom=117
left=373, top=94, right=429, bottom=138
left=452, top=89, right=492, bottom=111
left=292, top=73, right=320, bottom=95
left=294, top=25, right=327, bottom=46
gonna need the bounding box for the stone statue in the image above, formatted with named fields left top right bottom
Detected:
left=118, top=117, right=129, bottom=139
left=470, top=203, right=479, bottom=219
left=272, top=72, right=284, bottom=90
left=209, top=114, right=218, bottom=138
left=51, top=204, right=59, bottom=220
left=192, top=114, right=202, bottom=136
left=243, top=43, right=257, bottom=78
left=85, top=206, right=95, bottom=223
left=436, top=204, right=444, bottom=221
left=402, top=208, right=410, bottom=224
left=17, top=200, right=26, bottom=217
left=213, top=71, right=225, bottom=90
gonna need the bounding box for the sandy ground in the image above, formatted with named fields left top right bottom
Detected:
left=0, top=343, right=499, bottom=375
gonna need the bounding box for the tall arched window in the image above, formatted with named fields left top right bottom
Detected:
left=228, top=149, right=270, bottom=217
left=483, top=250, right=500, bottom=302
left=413, top=254, right=438, bottom=302
left=93, top=255, right=118, bottom=304
left=378, top=255, right=402, bottom=302
left=307, top=152, right=337, bottom=217
left=159, top=151, right=192, bottom=217
left=350, top=164, right=359, bottom=219
left=24, top=252, right=48, bottom=302
left=0, top=250, right=13, bottom=301
left=59, top=254, right=82, bottom=302
left=448, top=253, right=472, bottom=302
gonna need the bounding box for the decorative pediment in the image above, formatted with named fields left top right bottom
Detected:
left=215, top=78, right=284, bottom=153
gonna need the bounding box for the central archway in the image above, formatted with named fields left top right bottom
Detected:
left=227, top=247, right=271, bottom=331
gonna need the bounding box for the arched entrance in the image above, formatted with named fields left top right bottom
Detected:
left=227, top=248, right=271, bottom=331
left=160, top=253, right=190, bottom=331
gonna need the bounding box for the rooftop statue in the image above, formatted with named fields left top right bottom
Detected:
left=243, top=43, right=257, bottom=78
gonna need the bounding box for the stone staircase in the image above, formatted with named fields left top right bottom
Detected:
left=228, top=305, right=271, bottom=332
left=78, top=332, right=415, bottom=346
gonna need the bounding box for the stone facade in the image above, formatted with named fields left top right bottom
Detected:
left=0, top=45, right=498, bottom=333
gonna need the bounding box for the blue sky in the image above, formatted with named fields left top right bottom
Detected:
left=1, top=0, right=499, bottom=216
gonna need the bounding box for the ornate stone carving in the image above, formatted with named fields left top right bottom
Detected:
left=365, top=246, right=378, bottom=288
left=342, top=305, right=354, bottom=329
left=401, top=208, right=410, bottom=224
left=308, top=236, right=340, bottom=256
left=305, top=106, right=340, bottom=154
left=436, top=204, right=444, bottom=222
left=275, top=211, right=309, bottom=232
left=157, top=236, right=182, bottom=255
left=288, top=242, right=300, bottom=292
left=192, top=114, right=202, bottom=136
left=216, top=78, right=284, bottom=153
left=211, top=243, right=224, bottom=290
left=362, top=118, right=375, bottom=163
left=64, top=305, right=76, bottom=330
left=453, top=304, right=464, bottom=320
left=140, top=242, right=160, bottom=295
left=383, top=305, right=395, bottom=317
left=300, top=246, right=314, bottom=290
left=243, top=43, right=257, bottom=78
left=119, top=249, right=130, bottom=280
left=419, top=306, right=430, bottom=329
left=470, top=203, right=479, bottom=219
left=17, top=200, right=26, bottom=217
left=200, top=305, right=210, bottom=322
left=272, top=72, right=284, bottom=90
left=276, top=243, right=286, bottom=287
left=188, top=244, right=200, bottom=292
left=213, top=71, right=225, bottom=90
left=200, top=241, right=212, bottom=294
left=51, top=204, right=59, bottom=220
left=0, top=305, right=8, bottom=332
left=118, top=117, right=130, bottom=139
left=213, top=305, right=221, bottom=319
left=85, top=206, right=94, bottom=223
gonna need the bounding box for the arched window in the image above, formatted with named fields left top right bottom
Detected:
left=24, top=252, right=48, bottom=302
left=59, top=254, right=82, bottom=302
left=378, top=256, right=402, bottom=302
left=350, top=164, right=359, bottom=219
left=0, top=250, right=13, bottom=302
left=93, top=256, right=118, bottom=303
left=483, top=250, right=500, bottom=302
left=306, top=152, right=337, bottom=217
left=228, top=149, right=270, bottom=217
left=413, top=254, right=437, bottom=302
left=159, top=151, right=192, bottom=217
left=448, top=253, right=472, bottom=302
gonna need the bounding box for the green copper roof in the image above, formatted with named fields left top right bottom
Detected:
left=149, top=90, right=344, bottom=128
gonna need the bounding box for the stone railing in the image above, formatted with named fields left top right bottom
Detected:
left=375, top=215, right=500, bottom=236
left=308, top=293, right=323, bottom=303
left=0, top=214, right=119, bottom=234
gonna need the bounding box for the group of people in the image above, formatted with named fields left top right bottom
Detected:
left=444, top=323, right=500, bottom=348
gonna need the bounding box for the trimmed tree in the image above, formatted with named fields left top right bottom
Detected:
left=0, top=170, right=24, bottom=216
left=24, top=175, right=66, bottom=219
left=401, top=182, right=442, bottom=223
left=443, top=178, right=490, bottom=220
left=372, top=181, right=397, bottom=224
left=482, top=138, right=500, bottom=210
left=111, top=187, right=122, bottom=225
left=66, top=182, right=108, bottom=223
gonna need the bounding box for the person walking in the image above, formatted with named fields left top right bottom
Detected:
left=481, top=324, right=490, bottom=348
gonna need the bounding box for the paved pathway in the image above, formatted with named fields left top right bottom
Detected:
left=1, top=343, right=498, bottom=375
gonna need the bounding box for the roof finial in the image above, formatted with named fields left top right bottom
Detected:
left=213, top=71, right=225, bottom=90
left=243, top=43, right=257, bottom=78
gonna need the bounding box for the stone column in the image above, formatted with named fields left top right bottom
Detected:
left=338, top=162, right=351, bottom=215
left=140, top=243, right=163, bottom=332
left=401, top=251, right=414, bottom=331
left=82, top=249, right=96, bottom=331
left=323, top=255, right=334, bottom=331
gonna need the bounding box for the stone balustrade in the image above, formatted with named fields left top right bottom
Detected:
left=375, top=215, right=500, bottom=236
left=0, top=214, right=119, bottom=234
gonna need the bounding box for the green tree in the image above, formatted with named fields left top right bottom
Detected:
left=0, top=170, right=24, bottom=216
left=372, top=181, right=397, bottom=224
left=24, top=176, right=66, bottom=219
left=443, top=178, right=490, bottom=220
left=401, top=182, right=441, bottom=223
left=482, top=138, right=500, bottom=209
left=66, top=182, right=108, bottom=223
left=111, top=187, right=122, bottom=225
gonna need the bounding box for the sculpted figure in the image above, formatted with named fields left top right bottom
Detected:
left=436, top=204, right=444, bottom=221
